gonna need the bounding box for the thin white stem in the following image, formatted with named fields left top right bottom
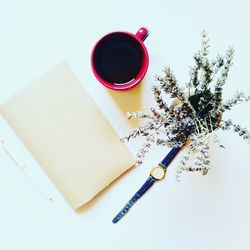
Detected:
left=1, top=142, right=53, bottom=201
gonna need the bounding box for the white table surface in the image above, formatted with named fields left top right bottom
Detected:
left=1, top=1, right=250, bottom=249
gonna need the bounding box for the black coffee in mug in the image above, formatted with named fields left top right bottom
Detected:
left=91, top=27, right=149, bottom=90
left=93, top=33, right=143, bottom=84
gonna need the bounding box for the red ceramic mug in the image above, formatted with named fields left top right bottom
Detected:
left=91, top=27, right=149, bottom=90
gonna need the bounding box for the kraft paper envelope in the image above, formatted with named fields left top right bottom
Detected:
left=0, top=62, right=134, bottom=209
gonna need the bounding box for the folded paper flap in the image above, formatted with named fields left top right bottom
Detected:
left=0, top=62, right=134, bottom=209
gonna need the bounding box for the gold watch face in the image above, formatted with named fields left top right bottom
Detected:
left=150, top=166, right=166, bottom=180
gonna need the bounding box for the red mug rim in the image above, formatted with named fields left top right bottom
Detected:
left=90, top=30, right=149, bottom=90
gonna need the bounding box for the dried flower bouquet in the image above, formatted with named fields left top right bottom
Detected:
left=123, top=31, right=250, bottom=179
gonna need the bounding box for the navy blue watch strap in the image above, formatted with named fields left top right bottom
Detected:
left=160, top=147, right=181, bottom=169
left=112, top=147, right=181, bottom=224
left=112, top=176, right=156, bottom=223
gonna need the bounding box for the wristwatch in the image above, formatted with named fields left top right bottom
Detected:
left=112, top=147, right=181, bottom=223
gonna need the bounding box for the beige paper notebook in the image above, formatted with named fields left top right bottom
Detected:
left=0, top=62, right=134, bottom=209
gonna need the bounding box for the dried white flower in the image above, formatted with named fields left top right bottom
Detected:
left=122, top=31, right=250, bottom=179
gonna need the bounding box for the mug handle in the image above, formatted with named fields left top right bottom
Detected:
left=135, top=27, right=149, bottom=42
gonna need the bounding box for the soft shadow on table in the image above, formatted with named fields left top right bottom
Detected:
left=107, top=81, right=144, bottom=127
left=76, top=164, right=135, bottom=213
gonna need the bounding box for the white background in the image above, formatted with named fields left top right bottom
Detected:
left=1, top=0, right=250, bottom=249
